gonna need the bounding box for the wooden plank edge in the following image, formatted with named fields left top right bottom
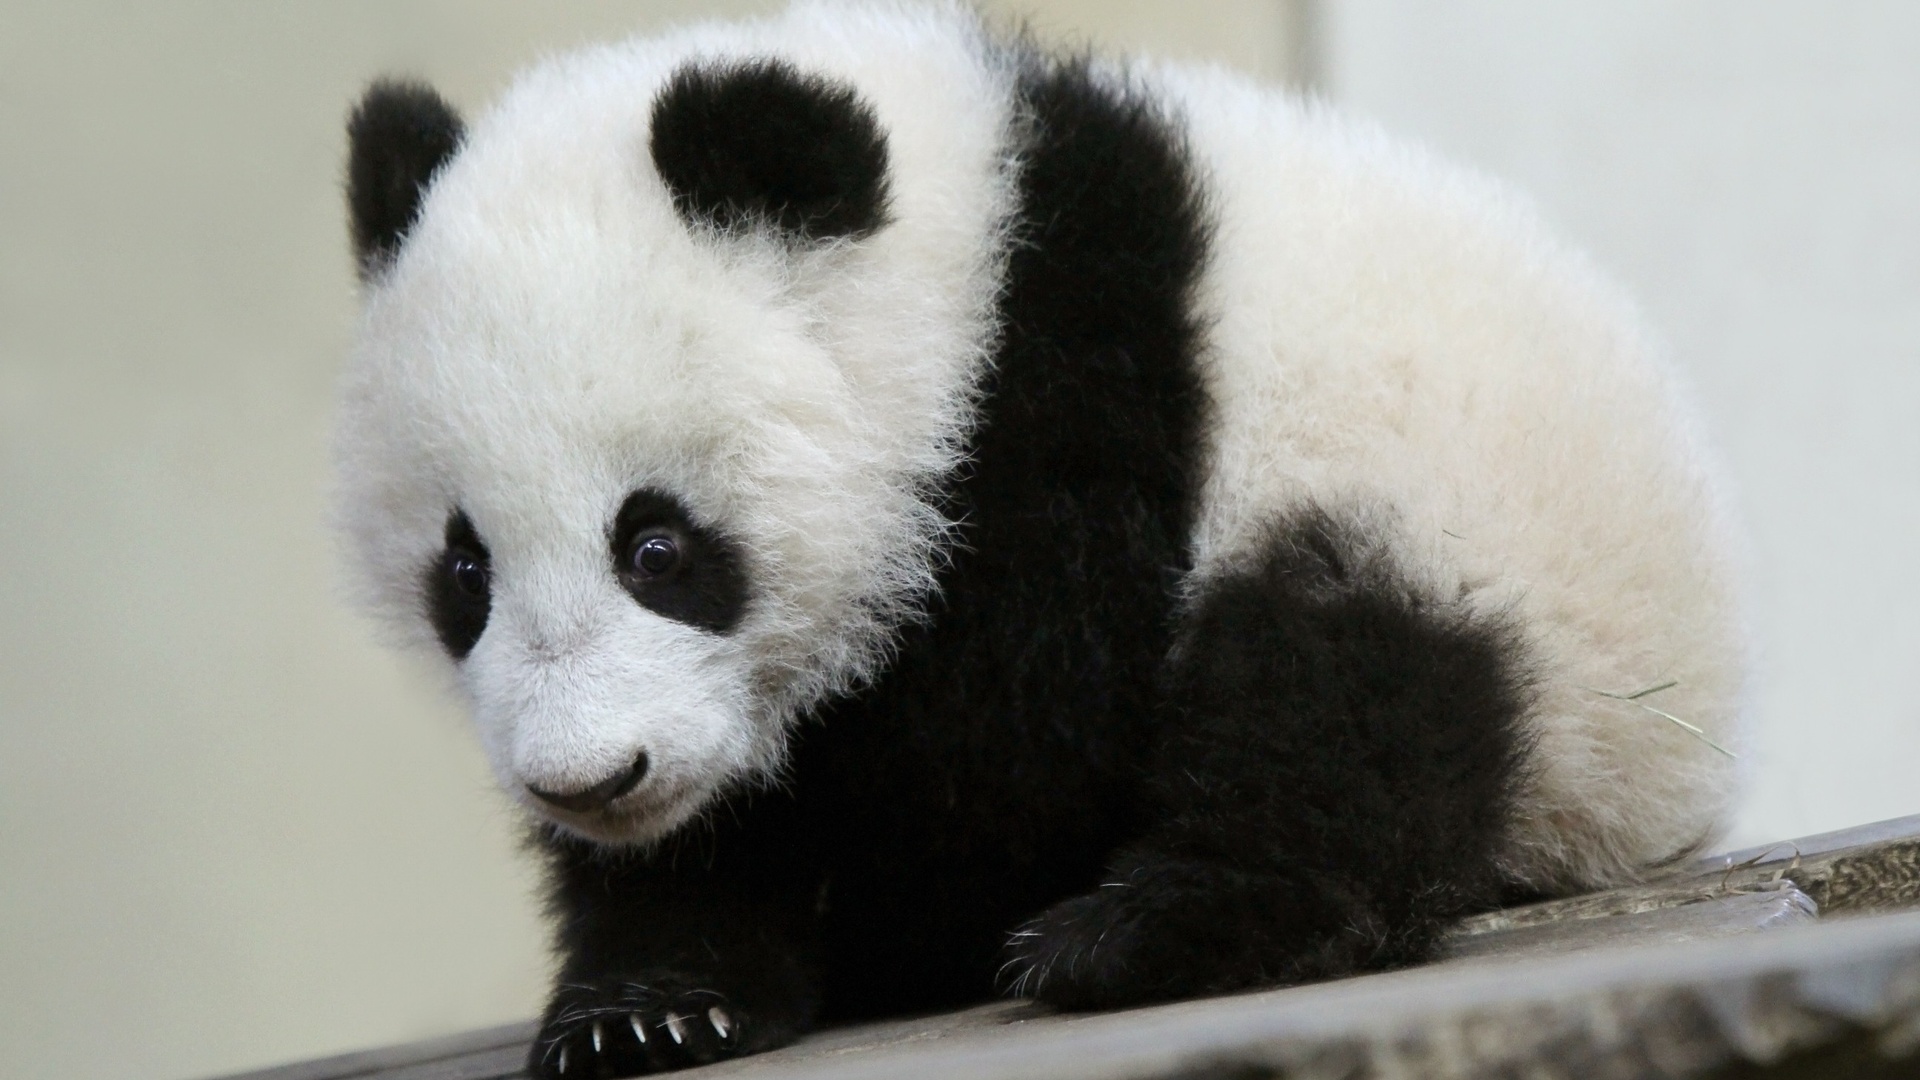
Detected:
left=204, top=1021, right=538, bottom=1080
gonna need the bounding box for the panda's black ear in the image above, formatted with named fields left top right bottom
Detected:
left=649, top=59, right=891, bottom=243
left=347, top=79, right=464, bottom=278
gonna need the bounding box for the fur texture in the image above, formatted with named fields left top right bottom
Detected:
left=332, top=3, right=1746, bottom=1075
left=346, top=80, right=464, bottom=276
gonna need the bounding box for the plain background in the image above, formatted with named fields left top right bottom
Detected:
left=1, top=3, right=1913, bottom=1079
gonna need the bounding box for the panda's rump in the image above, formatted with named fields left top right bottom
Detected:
left=1161, top=65, right=1745, bottom=890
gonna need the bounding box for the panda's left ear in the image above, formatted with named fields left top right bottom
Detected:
left=649, top=59, right=891, bottom=243
left=346, top=79, right=465, bottom=279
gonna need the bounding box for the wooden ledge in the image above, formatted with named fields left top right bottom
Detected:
left=214, top=815, right=1920, bottom=1080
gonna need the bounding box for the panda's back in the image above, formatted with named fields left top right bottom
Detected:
left=1155, top=64, right=1745, bottom=887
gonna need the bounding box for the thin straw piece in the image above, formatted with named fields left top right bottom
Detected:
left=1583, top=682, right=1737, bottom=760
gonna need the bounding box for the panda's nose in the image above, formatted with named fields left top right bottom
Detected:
left=526, top=751, right=650, bottom=813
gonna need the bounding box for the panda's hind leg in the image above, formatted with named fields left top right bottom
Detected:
left=1004, top=506, right=1532, bottom=1009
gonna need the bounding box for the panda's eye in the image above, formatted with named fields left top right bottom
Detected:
left=448, top=550, right=489, bottom=597
left=631, top=534, right=680, bottom=577
left=609, top=490, right=745, bottom=634
left=426, top=510, right=491, bottom=661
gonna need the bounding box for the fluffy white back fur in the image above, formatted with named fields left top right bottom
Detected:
left=335, top=1, right=1744, bottom=877
left=1156, top=65, right=1746, bottom=889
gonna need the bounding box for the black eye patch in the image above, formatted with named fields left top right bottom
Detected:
left=425, top=509, right=491, bottom=659
left=610, top=490, right=748, bottom=634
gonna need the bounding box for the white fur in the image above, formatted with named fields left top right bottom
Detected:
left=335, top=1, right=1745, bottom=878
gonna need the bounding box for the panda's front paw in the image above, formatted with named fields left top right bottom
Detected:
left=528, top=977, right=766, bottom=1077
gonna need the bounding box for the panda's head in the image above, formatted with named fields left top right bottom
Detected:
left=333, top=54, right=925, bottom=846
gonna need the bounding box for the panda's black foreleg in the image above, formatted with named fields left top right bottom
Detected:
left=1004, top=508, right=1532, bottom=1010
left=528, top=821, right=820, bottom=1077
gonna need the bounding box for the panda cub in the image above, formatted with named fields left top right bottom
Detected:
left=335, top=2, right=1745, bottom=1075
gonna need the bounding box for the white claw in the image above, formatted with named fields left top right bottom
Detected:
left=558, top=1044, right=569, bottom=1073
left=666, top=1013, right=687, bottom=1044
left=591, top=1021, right=603, bottom=1054
left=629, top=1013, right=647, bottom=1043
left=708, top=1006, right=732, bottom=1040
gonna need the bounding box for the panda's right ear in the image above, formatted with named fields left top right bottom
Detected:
left=346, top=79, right=464, bottom=279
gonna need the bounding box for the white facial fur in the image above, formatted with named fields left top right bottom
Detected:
left=332, top=4, right=1013, bottom=844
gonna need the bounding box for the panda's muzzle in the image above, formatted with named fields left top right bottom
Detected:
left=525, top=751, right=651, bottom=814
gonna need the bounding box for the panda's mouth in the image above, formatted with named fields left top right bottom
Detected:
left=528, top=772, right=713, bottom=845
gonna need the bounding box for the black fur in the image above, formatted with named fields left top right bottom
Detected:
left=1001, top=508, right=1532, bottom=1007
left=529, top=52, right=1530, bottom=1078
left=425, top=510, right=490, bottom=660
left=610, top=490, right=749, bottom=635
left=347, top=80, right=464, bottom=277
left=534, top=827, right=822, bottom=1074
left=794, top=53, right=1214, bottom=1019
left=649, top=60, right=891, bottom=242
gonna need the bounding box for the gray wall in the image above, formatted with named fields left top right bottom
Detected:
left=3, top=4, right=1913, bottom=1080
